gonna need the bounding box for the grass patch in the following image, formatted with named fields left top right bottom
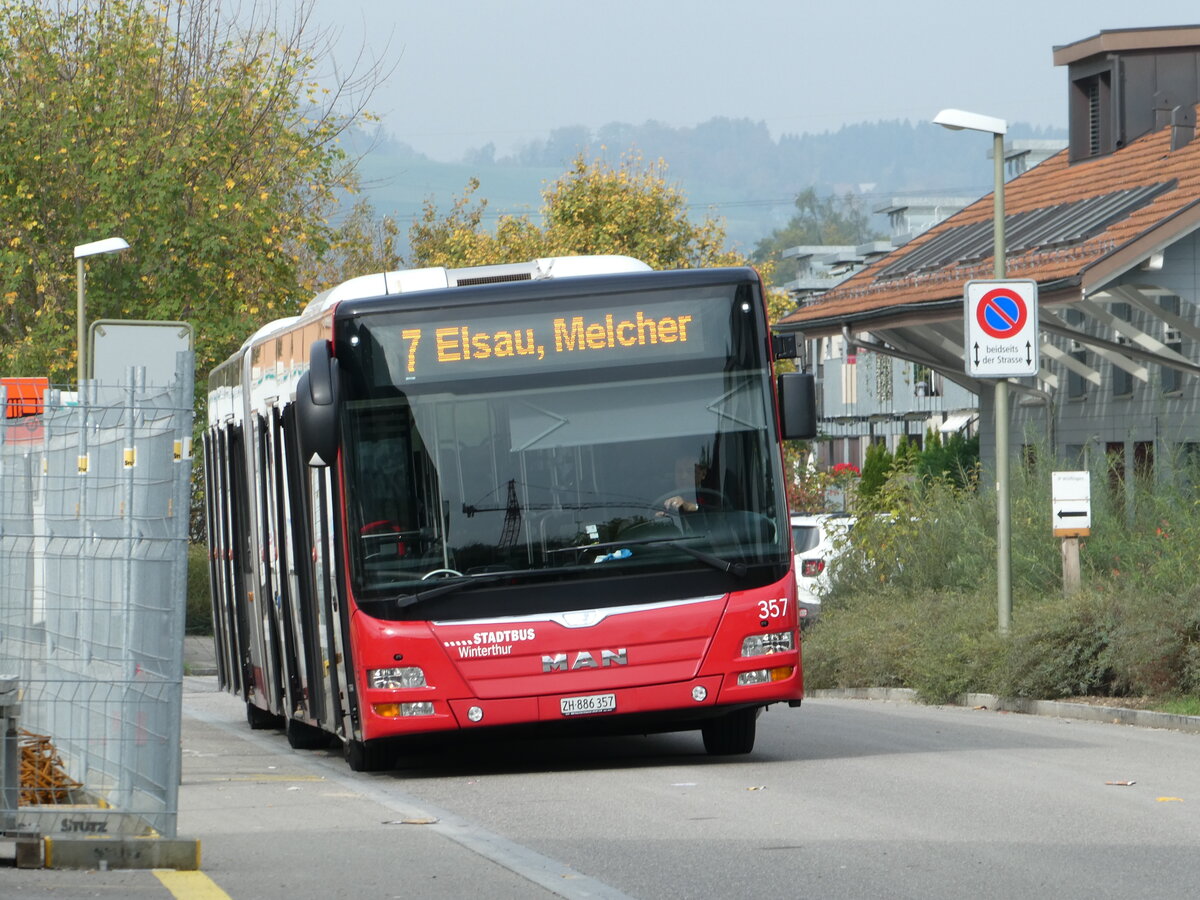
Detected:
left=1154, top=696, right=1200, bottom=716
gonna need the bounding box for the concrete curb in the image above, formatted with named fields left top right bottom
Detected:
left=807, top=687, right=1200, bottom=735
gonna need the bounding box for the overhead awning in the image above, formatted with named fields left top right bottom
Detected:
left=939, top=412, right=976, bottom=433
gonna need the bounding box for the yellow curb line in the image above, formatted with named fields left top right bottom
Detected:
left=154, top=869, right=233, bottom=899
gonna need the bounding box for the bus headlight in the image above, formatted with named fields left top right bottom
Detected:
left=372, top=701, right=435, bottom=717
left=368, top=666, right=427, bottom=689
left=741, top=631, right=794, bottom=657
left=737, top=666, right=795, bottom=686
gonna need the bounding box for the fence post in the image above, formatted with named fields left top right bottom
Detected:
left=163, top=350, right=195, bottom=839
left=117, top=366, right=141, bottom=810
left=77, top=380, right=92, bottom=665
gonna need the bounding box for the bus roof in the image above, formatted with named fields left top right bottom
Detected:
left=302, top=255, right=652, bottom=316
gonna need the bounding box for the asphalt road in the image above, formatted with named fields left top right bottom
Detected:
left=7, top=678, right=1200, bottom=899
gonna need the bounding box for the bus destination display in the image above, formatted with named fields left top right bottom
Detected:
left=369, top=298, right=713, bottom=382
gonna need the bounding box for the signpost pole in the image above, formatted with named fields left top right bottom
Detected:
left=73, top=237, right=129, bottom=385
left=1061, top=537, right=1081, bottom=596
left=991, top=130, right=1012, bottom=636
left=938, top=109, right=1021, bottom=637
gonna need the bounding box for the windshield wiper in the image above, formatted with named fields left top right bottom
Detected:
left=548, top=536, right=748, bottom=577
left=658, top=540, right=748, bottom=577
left=394, top=573, right=504, bottom=610
left=546, top=536, right=680, bottom=555
left=392, top=563, right=596, bottom=609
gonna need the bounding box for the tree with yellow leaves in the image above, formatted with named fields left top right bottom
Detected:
left=0, top=0, right=381, bottom=383
left=408, top=153, right=747, bottom=271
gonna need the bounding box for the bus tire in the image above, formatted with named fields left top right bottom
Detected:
left=246, top=700, right=283, bottom=731
left=701, top=706, right=758, bottom=755
left=344, top=738, right=392, bottom=772
left=286, top=717, right=330, bottom=750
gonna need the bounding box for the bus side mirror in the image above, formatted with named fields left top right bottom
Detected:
left=778, top=372, right=817, bottom=440
left=295, top=339, right=340, bottom=467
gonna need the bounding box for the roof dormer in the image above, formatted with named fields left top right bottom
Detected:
left=1054, top=25, right=1200, bottom=162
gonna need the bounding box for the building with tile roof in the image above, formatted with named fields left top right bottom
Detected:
left=775, top=24, right=1200, bottom=483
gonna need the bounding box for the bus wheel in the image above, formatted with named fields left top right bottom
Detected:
left=701, top=707, right=758, bottom=755
left=246, top=700, right=283, bottom=731
left=344, top=738, right=392, bottom=773
left=286, top=717, right=330, bottom=750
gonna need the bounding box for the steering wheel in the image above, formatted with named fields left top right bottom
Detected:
left=650, top=488, right=728, bottom=514
left=421, top=568, right=464, bottom=580
left=650, top=488, right=727, bottom=535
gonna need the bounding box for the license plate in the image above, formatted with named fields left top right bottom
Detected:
left=560, top=693, right=616, bottom=716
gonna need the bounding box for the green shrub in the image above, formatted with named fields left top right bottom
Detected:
left=803, top=586, right=1003, bottom=703
left=905, top=594, right=1004, bottom=703
left=858, top=440, right=892, bottom=500
left=805, top=450, right=1200, bottom=704
left=186, top=543, right=213, bottom=635
left=801, top=585, right=917, bottom=689
left=1103, top=585, right=1200, bottom=696
left=995, top=590, right=1118, bottom=698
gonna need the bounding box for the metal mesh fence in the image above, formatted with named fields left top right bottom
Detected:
left=0, top=359, right=194, bottom=839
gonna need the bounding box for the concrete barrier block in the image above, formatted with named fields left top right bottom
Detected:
left=43, top=835, right=200, bottom=870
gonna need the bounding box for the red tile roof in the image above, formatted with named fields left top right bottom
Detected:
left=778, top=117, right=1200, bottom=333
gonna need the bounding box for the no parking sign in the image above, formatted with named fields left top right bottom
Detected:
left=964, top=280, right=1039, bottom=377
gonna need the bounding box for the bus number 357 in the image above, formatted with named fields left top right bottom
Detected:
left=758, top=598, right=788, bottom=619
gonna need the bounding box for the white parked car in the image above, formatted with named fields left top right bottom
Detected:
left=791, top=513, right=856, bottom=626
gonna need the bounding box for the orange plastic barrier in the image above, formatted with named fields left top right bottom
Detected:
left=2, top=377, right=49, bottom=418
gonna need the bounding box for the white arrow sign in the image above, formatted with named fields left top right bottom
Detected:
left=1051, top=470, right=1091, bottom=536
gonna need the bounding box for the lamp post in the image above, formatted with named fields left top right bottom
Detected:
left=933, top=108, right=1011, bottom=635
left=74, top=237, right=129, bottom=386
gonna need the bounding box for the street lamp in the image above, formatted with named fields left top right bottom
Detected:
left=74, top=237, right=129, bottom=385
left=934, top=107, right=1012, bottom=635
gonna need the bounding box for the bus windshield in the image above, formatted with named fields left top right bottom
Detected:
left=334, top=281, right=789, bottom=608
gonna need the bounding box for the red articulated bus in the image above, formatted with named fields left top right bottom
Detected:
left=204, top=256, right=816, bottom=771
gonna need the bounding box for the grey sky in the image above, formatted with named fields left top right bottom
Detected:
left=308, top=2, right=1200, bottom=161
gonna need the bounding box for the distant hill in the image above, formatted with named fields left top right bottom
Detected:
left=353, top=118, right=1067, bottom=256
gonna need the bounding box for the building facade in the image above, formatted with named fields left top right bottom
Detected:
left=777, top=26, right=1200, bottom=487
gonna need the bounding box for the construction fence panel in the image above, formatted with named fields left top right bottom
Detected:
left=0, top=357, right=194, bottom=839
